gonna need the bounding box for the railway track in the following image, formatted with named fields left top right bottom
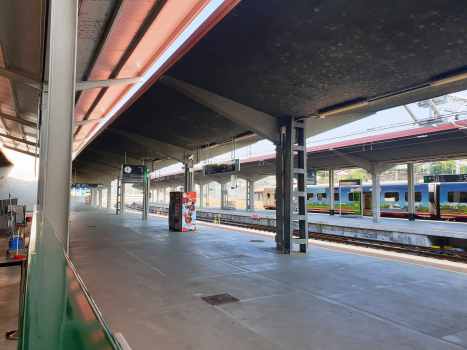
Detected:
left=127, top=204, right=467, bottom=264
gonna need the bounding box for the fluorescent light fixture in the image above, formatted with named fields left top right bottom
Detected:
left=73, top=0, right=226, bottom=159
left=430, top=72, right=467, bottom=87
left=317, top=101, right=368, bottom=118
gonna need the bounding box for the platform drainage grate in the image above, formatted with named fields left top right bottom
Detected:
left=87, top=226, right=97, bottom=228
left=249, top=240, right=265, bottom=243
left=201, top=294, right=239, bottom=305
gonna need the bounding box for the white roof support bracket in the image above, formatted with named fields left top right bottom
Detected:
left=106, top=127, right=190, bottom=164
left=0, top=67, right=142, bottom=92
left=160, top=75, right=281, bottom=144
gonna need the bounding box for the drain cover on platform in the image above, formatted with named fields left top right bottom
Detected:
left=87, top=226, right=97, bottom=228
left=201, top=294, right=239, bottom=305
left=249, top=240, right=265, bottom=242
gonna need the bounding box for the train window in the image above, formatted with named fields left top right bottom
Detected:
left=317, top=193, right=327, bottom=200
left=307, top=193, right=314, bottom=200
left=384, top=192, right=399, bottom=202
left=447, top=192, right=467, bottom=203
left=348, top=193, right=353, bottom=201
left=404, top=192, right=422, bottom=201
left=334, top=193, right=339, bottom=201
left=267, top=193, right=271, bottom=199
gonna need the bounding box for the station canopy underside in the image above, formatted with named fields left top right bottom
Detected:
left=3, top=1, right=466, bottom=183
left=151, top=123, right=467, bottom=188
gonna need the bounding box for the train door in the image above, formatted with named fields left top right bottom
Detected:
left=363, top=191, right=372, bottom=216
left=353, top=192, right=361, bottom=215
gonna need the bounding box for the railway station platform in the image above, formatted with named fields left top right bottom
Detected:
left=141, top=203, right=467, bottom=249
left=68, top=203, right=467, bottom=350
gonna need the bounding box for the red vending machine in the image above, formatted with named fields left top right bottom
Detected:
left=169, top=192, right=196, bottom=231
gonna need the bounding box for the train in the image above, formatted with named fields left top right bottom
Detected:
left=263, top=181, right=467, bottom=220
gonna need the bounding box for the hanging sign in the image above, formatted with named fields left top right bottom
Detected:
left=203, top=159, right=240, bottom=176
left=71, top=183, right=103, bottom=189
left=339, top=179, right=361, bottom=186
left=122, top=165, right=147, bottom=183
left=424, top=174, right=467, bottom=183
left=307, top=170, right=317, bottom=185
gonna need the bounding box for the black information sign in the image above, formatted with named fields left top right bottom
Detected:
left=340, top=179, right=362, bottom=186
left=307, top=170, right=317, bottom=185
left=71, top=183, right=103, bottom=189
left=203, top=159, right=240, bottom=176
left=424, top=174, right=467, bottom=183
left=122, top=164, right=147, bottom=183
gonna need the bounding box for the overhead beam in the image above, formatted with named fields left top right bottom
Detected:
left=73, top=159, right=121, bottom=176
left=107, top=127, right=188, bottom=163
left=73, top=118, right=106, bottom=126
left=331, top=150, right=397, bottom=174
left=160, top=75, right=281, bottom=144
left=0, top=112, right=37, bottom=128
left=0, top=133, right=36, bottom=147
left=75, top=77, right=143, bottom=91
left=86, top=148, right=141, bottom=165
left=3, top=145, right=39, bottom=157
left=0, top=67, right=43, bottom=90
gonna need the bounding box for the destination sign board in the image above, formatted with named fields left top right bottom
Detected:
left=307, top=170, right=317, bottom=185
left=122, top=164, right=147, bottom=183
left=424, top=174, right=467, bottom=183
left=339, top=179, right=362, bottom=186
left=71, top=183, right=103, bottom=189
left=203, top=159, right=240, bottom=176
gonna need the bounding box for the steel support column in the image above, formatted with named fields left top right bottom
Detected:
left=220, top=183, right=226, bottom=210
left=39, top=0, right=78, bottom=253
left=98, top=187, right=103, bottom=210
left=283, top=118, right=308, bottom=254
left=107, top=183, right=111, bottom=211
left=249, top=181, right=255, bottom=212
left=407, top=163, right=415, bottom=221
left=142, top=175, right=149, bottom=220
left=275, top=144, right=284, bottom=251
left=372, top=172, right=381, bottom=223
left=184, top=165, right=194, bottom=192
left=199, top=183, right=204, bottom=208
left=120, top=182, right=125, bottom=215
left=246, top=176, right=253, bottom=211
left=163, top=188, right=166, bottom=203
left=329, top=170, right=334, bottom=215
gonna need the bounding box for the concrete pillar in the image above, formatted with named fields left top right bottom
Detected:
left=372, top=172, right=381, bottom=223
left=199, top=183, right=204, bottom=208
left=98, top=187, right=103, bottom=210
left=206, top=183, right=209, bottom=206
left=163, top=188, right=166, bottom=203
left=107, top=183, right=111, bottom=211
left=37, top=0, right=78, bottom=253
left=407, top=163, right=415, bottom=221
left=329, top=170, right=334, bottom=215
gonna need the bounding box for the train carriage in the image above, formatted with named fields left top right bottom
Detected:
left=263, top=181, right=467, bottom=220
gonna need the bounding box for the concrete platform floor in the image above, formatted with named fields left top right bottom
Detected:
left=70, top=203, right=467, bottom=350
